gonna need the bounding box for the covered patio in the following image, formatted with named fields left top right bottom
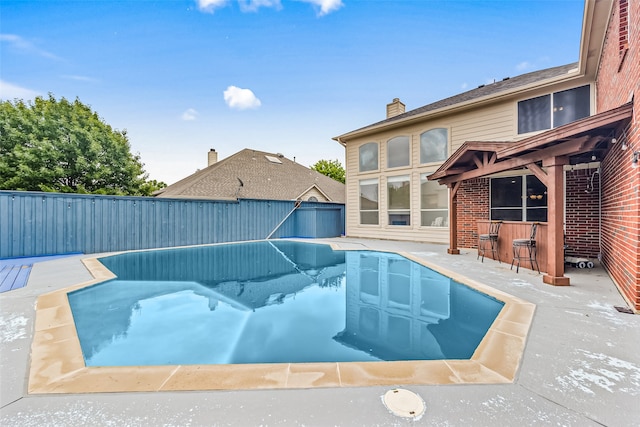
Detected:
left=428, top=102, right=633, bottom=286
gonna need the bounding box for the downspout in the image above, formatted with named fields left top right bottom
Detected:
left=598, top=166, right=602, bottom=261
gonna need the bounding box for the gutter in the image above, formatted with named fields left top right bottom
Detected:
left=335, top=70, right=589, bottom=143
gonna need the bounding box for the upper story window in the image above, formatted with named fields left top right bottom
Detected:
left=420, top=128, right=448, bottom=164
left=359, top=142, right=378, bottom=172
left=517, top=85, right=590, bottom=134
left=387, top=136, right=410, bottom=168
left=490, top=175, right=547, bottom=222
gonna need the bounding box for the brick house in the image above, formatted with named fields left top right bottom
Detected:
left=334, top=0, right=639, bottom=312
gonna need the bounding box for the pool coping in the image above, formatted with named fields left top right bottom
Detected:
left=27, top=240, right=536, bottom=394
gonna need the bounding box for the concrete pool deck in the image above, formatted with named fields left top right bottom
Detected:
left=1, top=238, right=639, bottom=426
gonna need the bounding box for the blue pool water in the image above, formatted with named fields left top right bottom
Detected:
left=68, top=241, right=504, bottom=367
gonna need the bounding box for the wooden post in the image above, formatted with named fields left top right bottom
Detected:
left=447, top=182, right=460, bottom=254
left=542, top=156, right=570, bottom=286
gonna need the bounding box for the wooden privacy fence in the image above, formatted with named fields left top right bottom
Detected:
left=0, top=191, right=345, bottom=258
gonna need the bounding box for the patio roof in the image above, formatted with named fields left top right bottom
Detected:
left=428, top=102, right=634, bottom=185
left=426, top=102, right=633, bottom=287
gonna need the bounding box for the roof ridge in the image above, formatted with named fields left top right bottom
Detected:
left=337, top=62, right=579, bottom=138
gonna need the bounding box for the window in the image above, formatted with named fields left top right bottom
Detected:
left=553, top=86, right=591, bottom=127
left=387, top=175, right=410, bottom=225
left=387, top=258, right=411, bottom=307
left=620, top=0, right=629, bottom=53
left=359, top=179, right=379, bottom=225
left=359, top=142, right=378, bottom=172
left=518, top=85, right=590, bottom=134
left=307, top=196, right=318, bottom=202
left=420, top=175, right=448, bottom=226
left=387, top=136, right=410, bottom=168
left=490, top=175, right=547, bottom=221
left=420, top=128, right=448, bottom=163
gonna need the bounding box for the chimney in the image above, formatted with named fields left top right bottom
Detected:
left=208, top=148, right=218, bottom=166
left=386, top=98, right=405, bottom=118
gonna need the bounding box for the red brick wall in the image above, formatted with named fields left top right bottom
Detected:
left=596, top=0, right=640, bottom=311
left=456, top=172, right=601, bottom=261
left=565, top=168, right=601, bottom=259
left=456, top=178, right=489, bottom=248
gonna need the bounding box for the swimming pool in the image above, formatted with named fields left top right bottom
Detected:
left=68, top=241, right=504, bottom=367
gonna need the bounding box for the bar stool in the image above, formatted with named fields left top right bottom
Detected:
left=511, top=222, right=540, bottom=273
left=478, top=221, right=502, bottom=263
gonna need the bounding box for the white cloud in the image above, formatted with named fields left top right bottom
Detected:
left=461, top=82, right=468, bottom=90
left=223, top=86, right=262, bottom=110
left=195, top=0, right=229, bottom=13
left=298, top=0, right=344, bottom=16
left=182, top=108, right=199, bottom=121
left=0, top=80, right=40, bottom=101
left=0, top=33, right=60, bottom=60
left=516, top=61, right=532, bottom=71
left=195, top=0, right=341, bottom=15
left=238, top=0, right=282, bottom=13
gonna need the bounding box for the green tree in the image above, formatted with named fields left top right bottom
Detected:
left=0, top=95, right=166, bottom=195
left=310, top=159, right=345, bottom=184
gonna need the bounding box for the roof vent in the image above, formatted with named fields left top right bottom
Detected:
left=502, top=77, right=510, bottom=81
left=477, top=84, right=485, bottom=88
left=265, top=155, right=282, bottom=164
left=277, top=153, right=284, bottom=158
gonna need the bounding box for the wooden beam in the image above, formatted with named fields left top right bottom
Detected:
left=437, top=136, right=598, bottom=185
left=497, top=102, right=632, bottom=158
left=525, top=163, right=548, bottom=187
left=472, top=155, right=483, bottom=169
left=447, top=182, right=460, bottom=255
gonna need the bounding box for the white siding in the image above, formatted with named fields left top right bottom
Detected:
left=300, top=187, right=329, bottom=202
left=343, top=80, right=594, bottom=244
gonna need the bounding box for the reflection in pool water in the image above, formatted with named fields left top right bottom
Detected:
left=68, top=241, right=503, bottom=366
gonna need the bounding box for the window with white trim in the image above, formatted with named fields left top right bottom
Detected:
left=420, top=128, right=448, bottom=163
left=387, top=136, right=410, bottom=168
left=359, top=142, right=378, bottom=172
left=359, top=178, right=379, bottom=225
left=490, top=175, right=547, bottom=221
left=387, top=175, right=410, bottom=225
left=517, top=85, right=590, bottom=134
left=420, top=175, right=448, bottom=227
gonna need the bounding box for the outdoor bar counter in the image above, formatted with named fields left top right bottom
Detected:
left=476, top=220, right=547, bottom=272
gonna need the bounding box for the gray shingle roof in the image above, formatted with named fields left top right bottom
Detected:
left=340, top=63, right=579, bottom=137
left=155, top=148, right=345, bottom=203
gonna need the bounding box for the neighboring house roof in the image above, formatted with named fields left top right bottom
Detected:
left=155, top=149, right=345, bottom=203
left=335, top=62, right=579, bottom=141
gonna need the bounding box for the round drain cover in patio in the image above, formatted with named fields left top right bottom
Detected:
left=382, top=388, right=425, bottom=419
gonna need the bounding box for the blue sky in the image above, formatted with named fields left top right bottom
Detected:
left=1, top=0, right=585, bottom=185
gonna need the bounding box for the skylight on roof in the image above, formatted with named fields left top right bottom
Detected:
left=265, top=155, right=282, bottom=164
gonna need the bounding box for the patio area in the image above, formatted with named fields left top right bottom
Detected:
left=1, top=237, right=639, bottom=426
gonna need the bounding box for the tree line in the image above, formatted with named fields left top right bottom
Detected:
left=0, top=95, right=165, bottom=196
